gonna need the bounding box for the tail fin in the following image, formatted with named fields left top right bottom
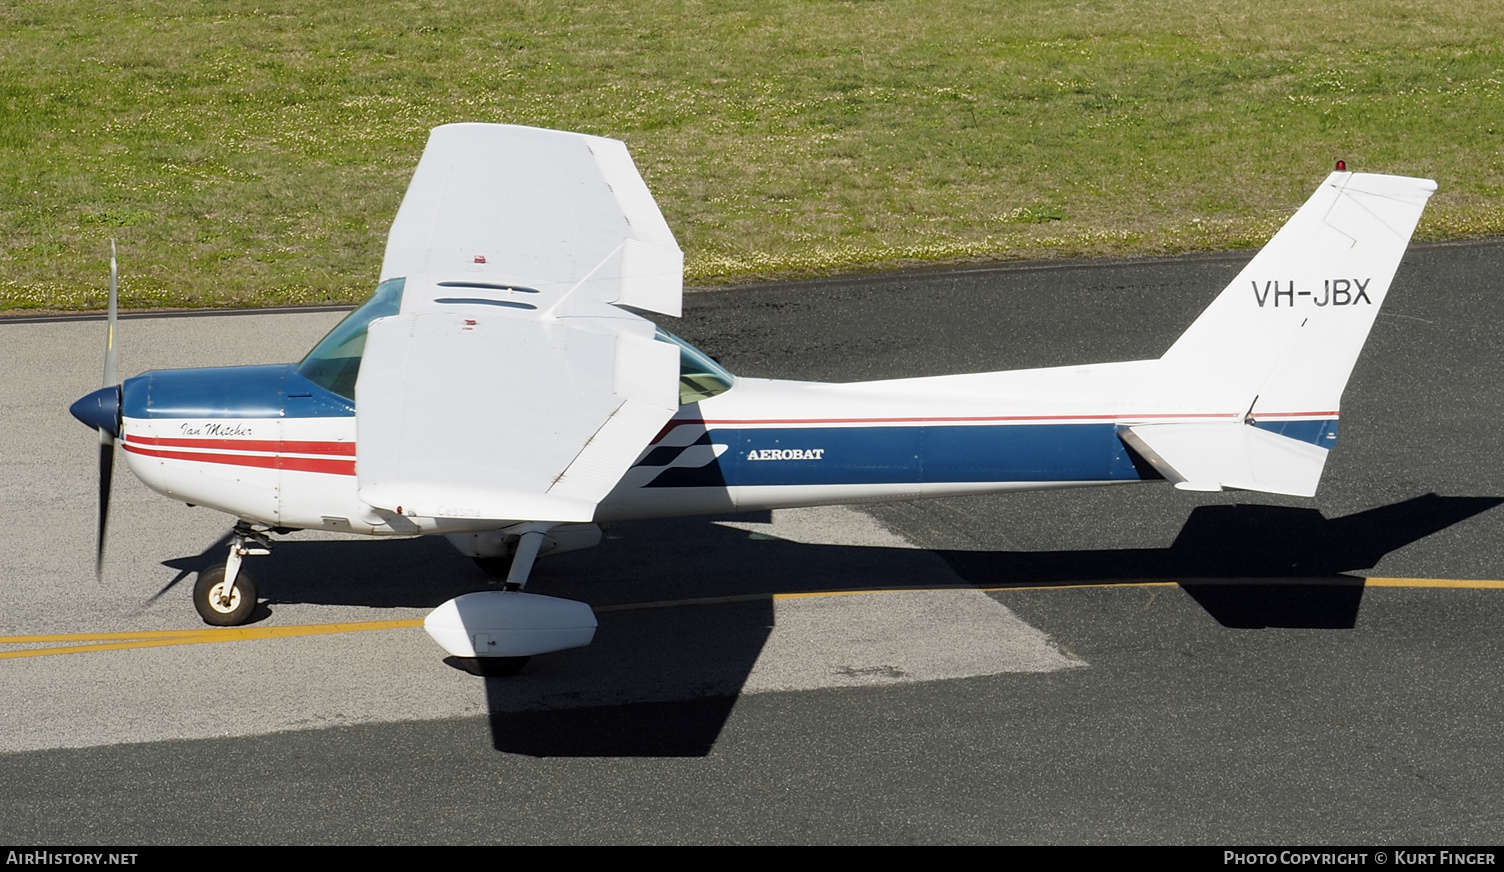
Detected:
left=1125, top=171, right=1435, bottom=497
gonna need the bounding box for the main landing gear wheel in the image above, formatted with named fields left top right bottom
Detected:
left=471, top=556, right=512, bottom=578
left=194, top=566, right=257, bottom=626
left=469, top=656, right=531, bottom=677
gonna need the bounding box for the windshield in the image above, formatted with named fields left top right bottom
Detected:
left=298, top=277, right=405, bottom=399
left=655, top=327, right=735, bottom=404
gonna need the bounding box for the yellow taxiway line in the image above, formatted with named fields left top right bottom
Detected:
left=1363, top=577, right=1504, bottom=589
left=2, top=577, right=1499, bottom=660
left=0, top=618, right=424, bottom=660
left=779, top=577, right=1504, bottom=596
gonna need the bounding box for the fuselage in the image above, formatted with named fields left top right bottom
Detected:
left=115, top=357, right=1340, bottom=535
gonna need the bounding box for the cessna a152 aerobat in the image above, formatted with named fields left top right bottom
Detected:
left=71, top=124, right=1436, bottom=673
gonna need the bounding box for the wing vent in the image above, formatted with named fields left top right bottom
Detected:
left=433, top=298, right=537, bottom=310
left=436, top=281, right=540, bottom=293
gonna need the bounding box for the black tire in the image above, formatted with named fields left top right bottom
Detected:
left=465, top=656, right=531, bottom=677
left=193, top=566, right=257, bottom=626
left=471, top=556, right=513, bottom=578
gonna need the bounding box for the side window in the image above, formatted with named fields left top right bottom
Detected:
left=655, top=328, right=735, bottom=405
left=298, top=278, right=405, bottom=400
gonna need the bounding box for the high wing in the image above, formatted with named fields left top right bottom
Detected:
left=355, top=124, right=683, bottom=523
left=377, top=123, right=682, bottom=316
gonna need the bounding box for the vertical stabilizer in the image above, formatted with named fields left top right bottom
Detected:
left=1159, top=172, right=1435, bottom=416
left=1126, top=171, right=1434, bottom=497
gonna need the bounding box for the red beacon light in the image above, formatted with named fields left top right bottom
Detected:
left=473, top=255, right=487, bottom=264
left=1335, top=160, right=1347, bottom=172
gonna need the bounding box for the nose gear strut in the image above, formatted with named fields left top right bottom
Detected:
left=193, top=521, right=272, bottom=626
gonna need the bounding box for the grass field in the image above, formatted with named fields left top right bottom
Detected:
left=3, top=0, right=1502, bottom=311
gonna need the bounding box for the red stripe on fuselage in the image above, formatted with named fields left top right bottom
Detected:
left=122, top=443, right=356, bottom=476
left=125, top=435, right=355, bottom=456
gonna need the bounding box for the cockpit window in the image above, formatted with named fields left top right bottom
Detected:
left=655, top=327, right=735, bottom=404
left=298, top=277, right=405, bottom=400
left=300, top=286, right=728, bottom=406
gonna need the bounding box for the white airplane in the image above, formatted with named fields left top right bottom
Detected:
left=70, top=124, right=1436, bottom=673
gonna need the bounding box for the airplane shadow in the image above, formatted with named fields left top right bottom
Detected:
left=932, top=493, right=1503, bottom=629
left=157, top=493, right=1499, bottom=757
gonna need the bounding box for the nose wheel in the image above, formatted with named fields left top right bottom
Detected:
left=193, top=521, right=271, bottom=626
left=193, top=566, right=258, bottom=626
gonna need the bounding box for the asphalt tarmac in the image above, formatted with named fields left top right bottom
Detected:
left=1, top=240, right=1502, bottom=844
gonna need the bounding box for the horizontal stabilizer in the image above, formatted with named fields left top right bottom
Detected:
left=1119, top=423, right=1330, bottom=497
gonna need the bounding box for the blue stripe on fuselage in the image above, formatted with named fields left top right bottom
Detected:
left=646, top=423, right=1156, bottom=488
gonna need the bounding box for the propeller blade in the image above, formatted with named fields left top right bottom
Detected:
left=96, top=428, right=114, bottom=579
left=96, top=240, right=119, bottom=579
left=103, top=239, right=117, bottom=389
